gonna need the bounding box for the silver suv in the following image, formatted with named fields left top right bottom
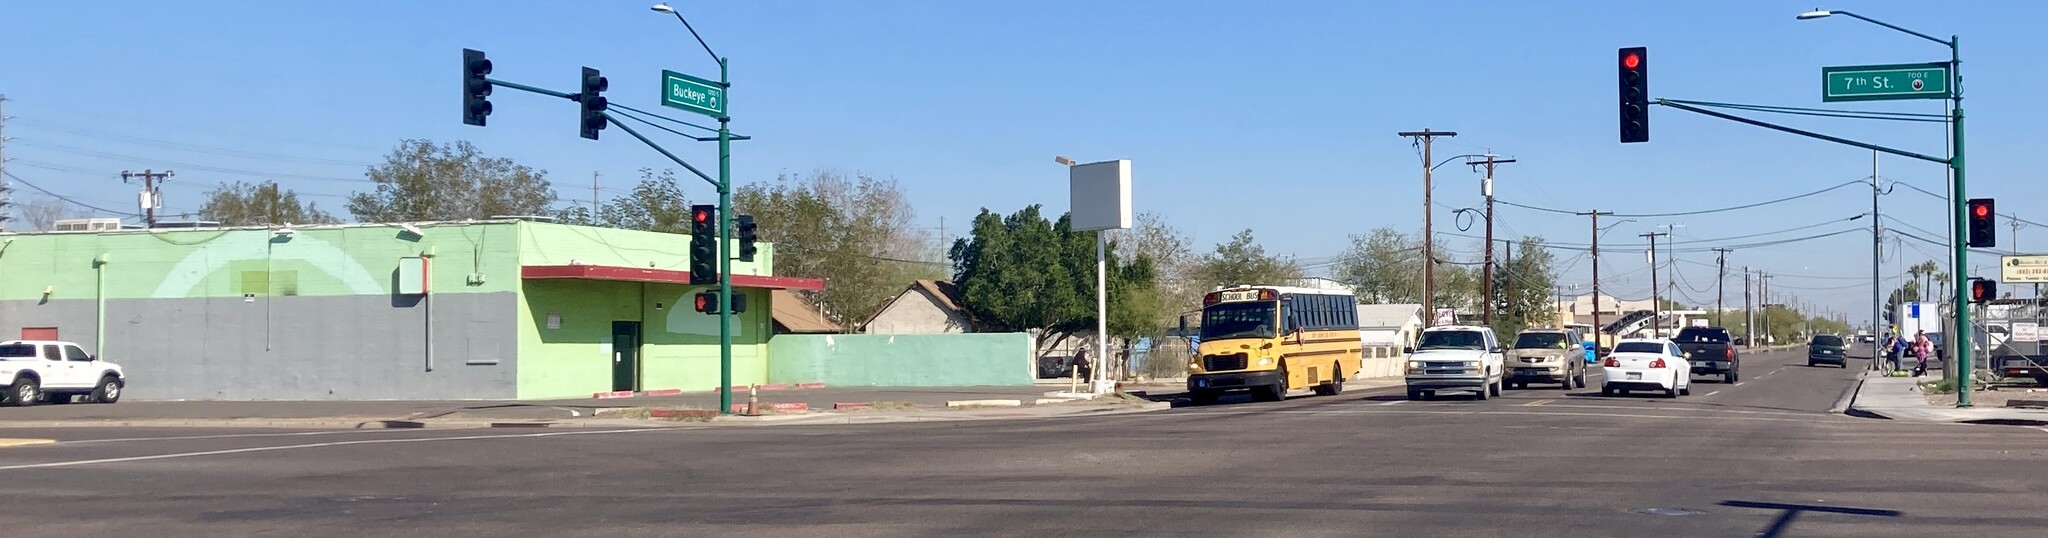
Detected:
left=1506, top=328, right=1587, bottom=390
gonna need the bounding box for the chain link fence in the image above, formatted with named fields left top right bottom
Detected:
left=1964, top=299, right=2048, bottom=386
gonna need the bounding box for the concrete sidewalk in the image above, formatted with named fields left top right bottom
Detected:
left=1846, top=373, right=2048, bottom=425
left=0, top=385, right=1127, bottom=429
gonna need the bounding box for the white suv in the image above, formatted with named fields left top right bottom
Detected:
left=1404, top=326, right=1506, bottom=400
left=0, top=340, right=126, bottom=406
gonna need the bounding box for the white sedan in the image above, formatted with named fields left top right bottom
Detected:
left=1600, top=338, right=1692, bottom=398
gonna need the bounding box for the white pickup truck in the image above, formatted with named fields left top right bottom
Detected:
left=0, top=340, right=126, bottom=406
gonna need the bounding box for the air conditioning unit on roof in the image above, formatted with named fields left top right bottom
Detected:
left=52, top=218, right=123, bottom=232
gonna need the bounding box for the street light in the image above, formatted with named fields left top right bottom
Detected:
left=650, top=1, right=739, bottom=413
left=650, top=2, right=674, bottom=13
left=1799, top=8, right=1971, bottom=406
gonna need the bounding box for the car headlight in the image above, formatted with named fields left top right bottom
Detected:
left=1258, top=358, right=1275, bottom=367
left=1406, top=361, right=1424, bottom=373
left=1463, top=361, right=1481, bottom=368
left=1188, top=361, right=1200, bottom=369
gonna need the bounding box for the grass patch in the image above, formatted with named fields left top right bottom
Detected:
left=1920, top=379, right=1956, bottom=394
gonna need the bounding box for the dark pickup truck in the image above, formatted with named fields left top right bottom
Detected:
left=1673, top=326, right=1740, bottom=382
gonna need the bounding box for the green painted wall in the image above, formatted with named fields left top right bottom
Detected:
left=0, top=223, right=521, bottom=302
left=511, top=221, right=780, bottom=399
left=514, top=221, right=773, bottom=278
left=766, top=333, right=1035, bottom=387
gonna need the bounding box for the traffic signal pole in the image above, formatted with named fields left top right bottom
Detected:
left=1947, top=36, right=1973, bottom=406
left=716, top=57, right=736, bottom=415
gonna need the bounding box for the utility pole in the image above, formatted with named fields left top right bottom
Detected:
left=0, top=94, right=10, bottom=233
left=1468, top=153, right=1516, bottom=325
left=1760, top=272, right=1774, bottom=345
left=1502, top=239, right=1515, bottom=326
left=1641, top=231, right=1670, bottom=337
left=1580, top=210, right=1613, bottom=350
left=1744, top=267, right=1754, bottom=349
left=1661, top=224, right=1684, bottom=306
left=1398, top=128, right=1456, bottom=327
left=591, top=171, right=602, bottom=220
left=1713, top=248, right=1732, bottom=325
left=1872, top=150, right=1884, bottom=370
left=120, top=169, right=173, bottom=228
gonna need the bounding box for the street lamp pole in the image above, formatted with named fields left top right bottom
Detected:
left=654, top=2, right=740, bottom=413
left=1801, top=9, right=1970, bottom=406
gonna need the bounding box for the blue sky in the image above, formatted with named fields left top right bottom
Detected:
left=5, top=0, right=2043, bottom=324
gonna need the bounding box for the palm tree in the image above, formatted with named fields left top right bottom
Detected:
left=1908, top=261, right=1942, bottom=302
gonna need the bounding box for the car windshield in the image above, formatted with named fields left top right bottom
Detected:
left=1673, top=327, right=1730, bottom=343
left=1811, top=335, right=1845, bottom=347
left=1614, top=342, right=1666, bottom=354
left=0, top=344, right=34, bottom=358
left=1417, top=330, right=1487, bottom=350
left=1514, top=333, right=1572, bottom=349
left=1200, top=302, right=1276, bottom=340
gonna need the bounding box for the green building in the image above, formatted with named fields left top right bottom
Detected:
left=0, top=220, right=820, bottom=400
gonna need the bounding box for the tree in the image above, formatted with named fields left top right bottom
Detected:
left=1190, top=229, right=1303, bottom=290
left=554, top=169, right=692, bottom=234
left=197, top=181, right=340, bottom=226
left=733, top=170, right=936, bottom=326
left=1494, top=236, right=1559, bottom=336
left=950, top=205, right=1158, bottom=354
left=348, top=139, right=554, bottom=222
left=1113, top=212, right=1199, bottom=330
left=17, top=197, right=91, bottom=231
left=1332, top=227, right=1422, bottom=303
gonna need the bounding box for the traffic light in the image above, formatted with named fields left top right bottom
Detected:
left=693, top=290, right=748, bottom=315
left=579, top=67, right=609, bottom=140
left=1618, top=46, right=1649, bottom=143
left=1967, top=198, right=1996, bottom=248
left=689, top=204, right=717, bottom=285
left=694, top=290, right=720, bottom=314
left=736, top=215, right=758, bottom=262
left=462, top=49, right=493, bottom=127
left=1970, top=278, right=1997, bottom=303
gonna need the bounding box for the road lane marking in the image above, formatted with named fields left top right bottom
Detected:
left=1378, top=400, right=1408, bottom=406
left=1216, top=408, right=1837, bottom=423
left=60, top=430, right=407, bottom=445
left=1522, top=399, right=1553, bottom=407
left=0, top=428, right=667, bottom=472
left=1735, top=382, right=1746, bottom=386
left=1705, top=390, right=1722, bottom=397
left=0, top=439, right=57, bottom=449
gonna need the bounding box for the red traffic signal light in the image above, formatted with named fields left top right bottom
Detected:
left=1970, top=278, right=1997, bottom=303
left=1967, top=198, right=1995, bottom=248
left=1618, top=47, right=1649, bottom=144
left=694, top=291, right=718, bottom=314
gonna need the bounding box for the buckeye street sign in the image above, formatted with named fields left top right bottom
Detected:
left=2002, top=255, right=2048, bottom=284
left=661, top=70, right=726, bottom=118
left=1822, top=63, right=1949, bottom=102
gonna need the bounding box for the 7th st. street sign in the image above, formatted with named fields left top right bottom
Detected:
left=1823, top=63, right=1950, bottom=102
left=661, top=70, right=727, bottom=118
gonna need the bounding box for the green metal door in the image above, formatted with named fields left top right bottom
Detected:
left=611, top=321, right=641, bottom=392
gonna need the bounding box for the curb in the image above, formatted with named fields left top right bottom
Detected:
left=946, top=399, right=1022, bottom=408
left=1829, top=373, right=1867, bottom=414
left=641, top=389, right=685, bottom=397
left=593, top=390, right=636, bottom=400
left=833, top=402, right=871, bottom=411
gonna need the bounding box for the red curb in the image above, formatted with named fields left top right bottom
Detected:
left=768, top=402, right=809, bottom=412
left=758, top=384, right=789, bottom=391
left=833, top=402, right=871, bottom=411
left=593, top=390, right=636, bottom=400
left=794, top=382, right=827, bottom=389
left=641, top=389, right=684, bottom=397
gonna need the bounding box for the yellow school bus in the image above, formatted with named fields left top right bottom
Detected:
left=1185, top=286, right=1363, bottom=404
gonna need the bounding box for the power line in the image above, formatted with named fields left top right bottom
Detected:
left=1497, top=179, right=1866, bottom=218
left=13, top=142, right=371, bottom=184
left=2, top=171, right=142, bottom=217
left=1889, top=179, right=2048, bottom=229
left=14, top=120, right=373, bottom=166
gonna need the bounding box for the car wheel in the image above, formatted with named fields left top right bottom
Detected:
left=1489, top=379, right=1502, bottom=398
left=1807, top=360, right=1816, bottom=368
left=1188, top=390, right=1220, bottom=405
left=1601, top=385, right=1615, bottom=397
left=1574, top=368, right=1587, bottom=388
left=1256, top=368, right=1287, bottom=402
left=1407, top=390, right=1424, bottom=401
left=1315, top=375, right=1344, bottom=396
left=7, top=378, right=40, bottom=407
left=1726, top=370, right=1739, bottom=383
left=91, top=377, right=123, bottom=403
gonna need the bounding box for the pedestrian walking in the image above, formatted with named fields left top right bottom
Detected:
left=1912, top=330, right=1933, bottom=377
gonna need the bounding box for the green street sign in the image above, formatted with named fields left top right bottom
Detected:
left=1822, top=63, right=1950, bottom=102
left=661, top=70, right=726, bottom=118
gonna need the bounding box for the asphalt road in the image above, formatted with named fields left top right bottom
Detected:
left=3, top=348, right=2045, bottom=537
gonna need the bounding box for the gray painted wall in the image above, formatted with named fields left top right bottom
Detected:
left=0, top=293, right=519, bottom=400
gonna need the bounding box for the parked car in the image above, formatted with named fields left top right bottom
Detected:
left=1405, top=326, right=1505, bottom=401
left=1807, top=334, right=1850, bottom=368
left=1673, top=326, right=1740, bottom=382
left=1601, top=338, right=1692, bottom=398
left=0, top=340, right=126, bottom=406
left=1506, top=328, right=1587, bottom=390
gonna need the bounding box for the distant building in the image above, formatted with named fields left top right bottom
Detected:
left=859, top=280, right=977, bottom=334
left=770, top=289, right=842, bottom=334
left=1358, top=303, right=1425, bottom=348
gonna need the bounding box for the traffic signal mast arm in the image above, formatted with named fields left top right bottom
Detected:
left=1654, top=99, right=1949, bottom=165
